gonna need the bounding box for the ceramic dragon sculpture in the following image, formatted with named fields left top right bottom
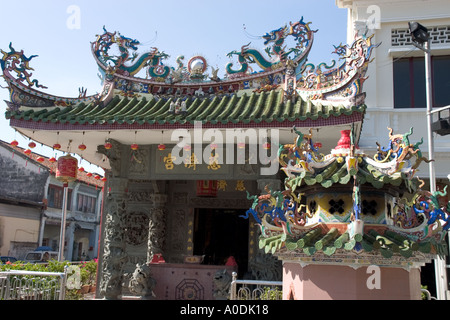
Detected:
left=225, top=17, right=315, bottom=76
left=394, top=182, right=450, bottom=233
left=241, top=186, right=310, bottom=236
left=0, top=42, right=47, bottom=89
left=92, top=27, right=170, bottom=79
left=373, top=127, right=432, bottom=175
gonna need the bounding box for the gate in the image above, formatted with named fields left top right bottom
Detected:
left=0, top=270, right=66, bottom=300
left=229, top=272, right=283, bottom=300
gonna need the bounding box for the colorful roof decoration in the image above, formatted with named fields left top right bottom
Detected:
left=242, top=127, right=450, bottom=267
left=1, top=18, right=377, bottom=168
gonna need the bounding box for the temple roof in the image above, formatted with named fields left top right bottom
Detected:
left=5, top=90, right=366, bottom=128
left=1, top=18, right=378, bottom=169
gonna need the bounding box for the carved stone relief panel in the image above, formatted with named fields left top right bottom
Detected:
left=124, top=211, right=150, bottom=247
left=147, top=207, right=166, bottom=258
left=167, top=208, right=187, bottom=263
left=129, top=147, right=150, bottom=178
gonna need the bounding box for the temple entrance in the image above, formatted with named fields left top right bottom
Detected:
left=193, top=208, right=249, bottom=278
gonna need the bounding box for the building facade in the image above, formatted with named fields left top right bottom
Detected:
left=337, top=0, right=450, bottom=177
left=0, top=141, right=47, bottom=259
left=337, top=0, right=450, bottom=298
left=0, top=140, right=103, bottom=261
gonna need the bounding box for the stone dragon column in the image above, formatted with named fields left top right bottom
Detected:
left=147, top=193, right=168, bottom=263
left=97, top=140, right=128, bottom=299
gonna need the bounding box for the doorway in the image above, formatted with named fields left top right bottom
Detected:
left=193, top=208, right=249, bottom=278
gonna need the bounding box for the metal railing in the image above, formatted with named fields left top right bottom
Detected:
left=421, top=288, right=437, bottom=300
left=0, top=270, right=66, bottom=300
left=229, top=272, right=283, bottom=300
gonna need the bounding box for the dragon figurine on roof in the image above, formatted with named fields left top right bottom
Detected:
left=92, top=26, right=170, bottom=78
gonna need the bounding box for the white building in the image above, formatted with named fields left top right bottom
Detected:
left=337, top=0, right=450, bottom=180
left=337, top=0, right=450, bottom=299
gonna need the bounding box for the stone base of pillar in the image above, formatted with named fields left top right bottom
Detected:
left=283, top=263, right=421, bottom=300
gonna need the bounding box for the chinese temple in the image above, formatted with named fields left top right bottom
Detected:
left=3, top=16, right=446, bottom=300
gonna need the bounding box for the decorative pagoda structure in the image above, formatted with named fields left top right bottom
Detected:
left=2, top=16, right=440, bottom=300
left=244, top=125, right=450, bottom=299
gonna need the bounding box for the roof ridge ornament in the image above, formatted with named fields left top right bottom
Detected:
left=0, top=42, right=47, bottom=89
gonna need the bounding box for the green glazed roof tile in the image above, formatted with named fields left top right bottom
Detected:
left=6, top=89, right=367, bottom=127
left=259, top=226, right=446, bottom=259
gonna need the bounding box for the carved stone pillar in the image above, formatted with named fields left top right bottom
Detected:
left=147, top=193, right=168, bottom=263
left=98, top=176, right=128, bottom=299
left=97, top=140, right=128, bottom=299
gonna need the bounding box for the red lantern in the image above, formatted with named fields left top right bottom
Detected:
left=94, top=175, right=100, bottom=180
left=183, top=144, right=191, bottom=151
left=36, top=156, right=45, bottom=163
left=49, top=157, right=57, bottom=163
left=104, top=142, right=113, bottom=150
left=86, top=172, right=93, bottom=177
left=78, top=167, right=85, bottom=172
left=10, top=140, right=19, bottom=147
left=237, top=142, right=245, bottom=149
left=24, top=149, right=32, bottom=155
left=78, top=143, right=87, bottom=151
left=101, top=177, right=107, bottom=182
left=28, top=141, right=36, bottom=149
left=263, top=142, right=271, bottom=150
left=56, top=155, right=78, bottom=183
left=158, top=144, right=166, bottom=151
left=53, top=143, right=61, bottom=150
left=131, top=143, right=139, bottom=150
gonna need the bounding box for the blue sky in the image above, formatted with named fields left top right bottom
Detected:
left=0, top=0, right=348, bottom=174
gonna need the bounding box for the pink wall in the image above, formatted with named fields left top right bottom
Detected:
left=283, top=263, right=421, bottom=300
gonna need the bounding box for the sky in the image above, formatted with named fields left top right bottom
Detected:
left=0, top=0, right=348, bottom=175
